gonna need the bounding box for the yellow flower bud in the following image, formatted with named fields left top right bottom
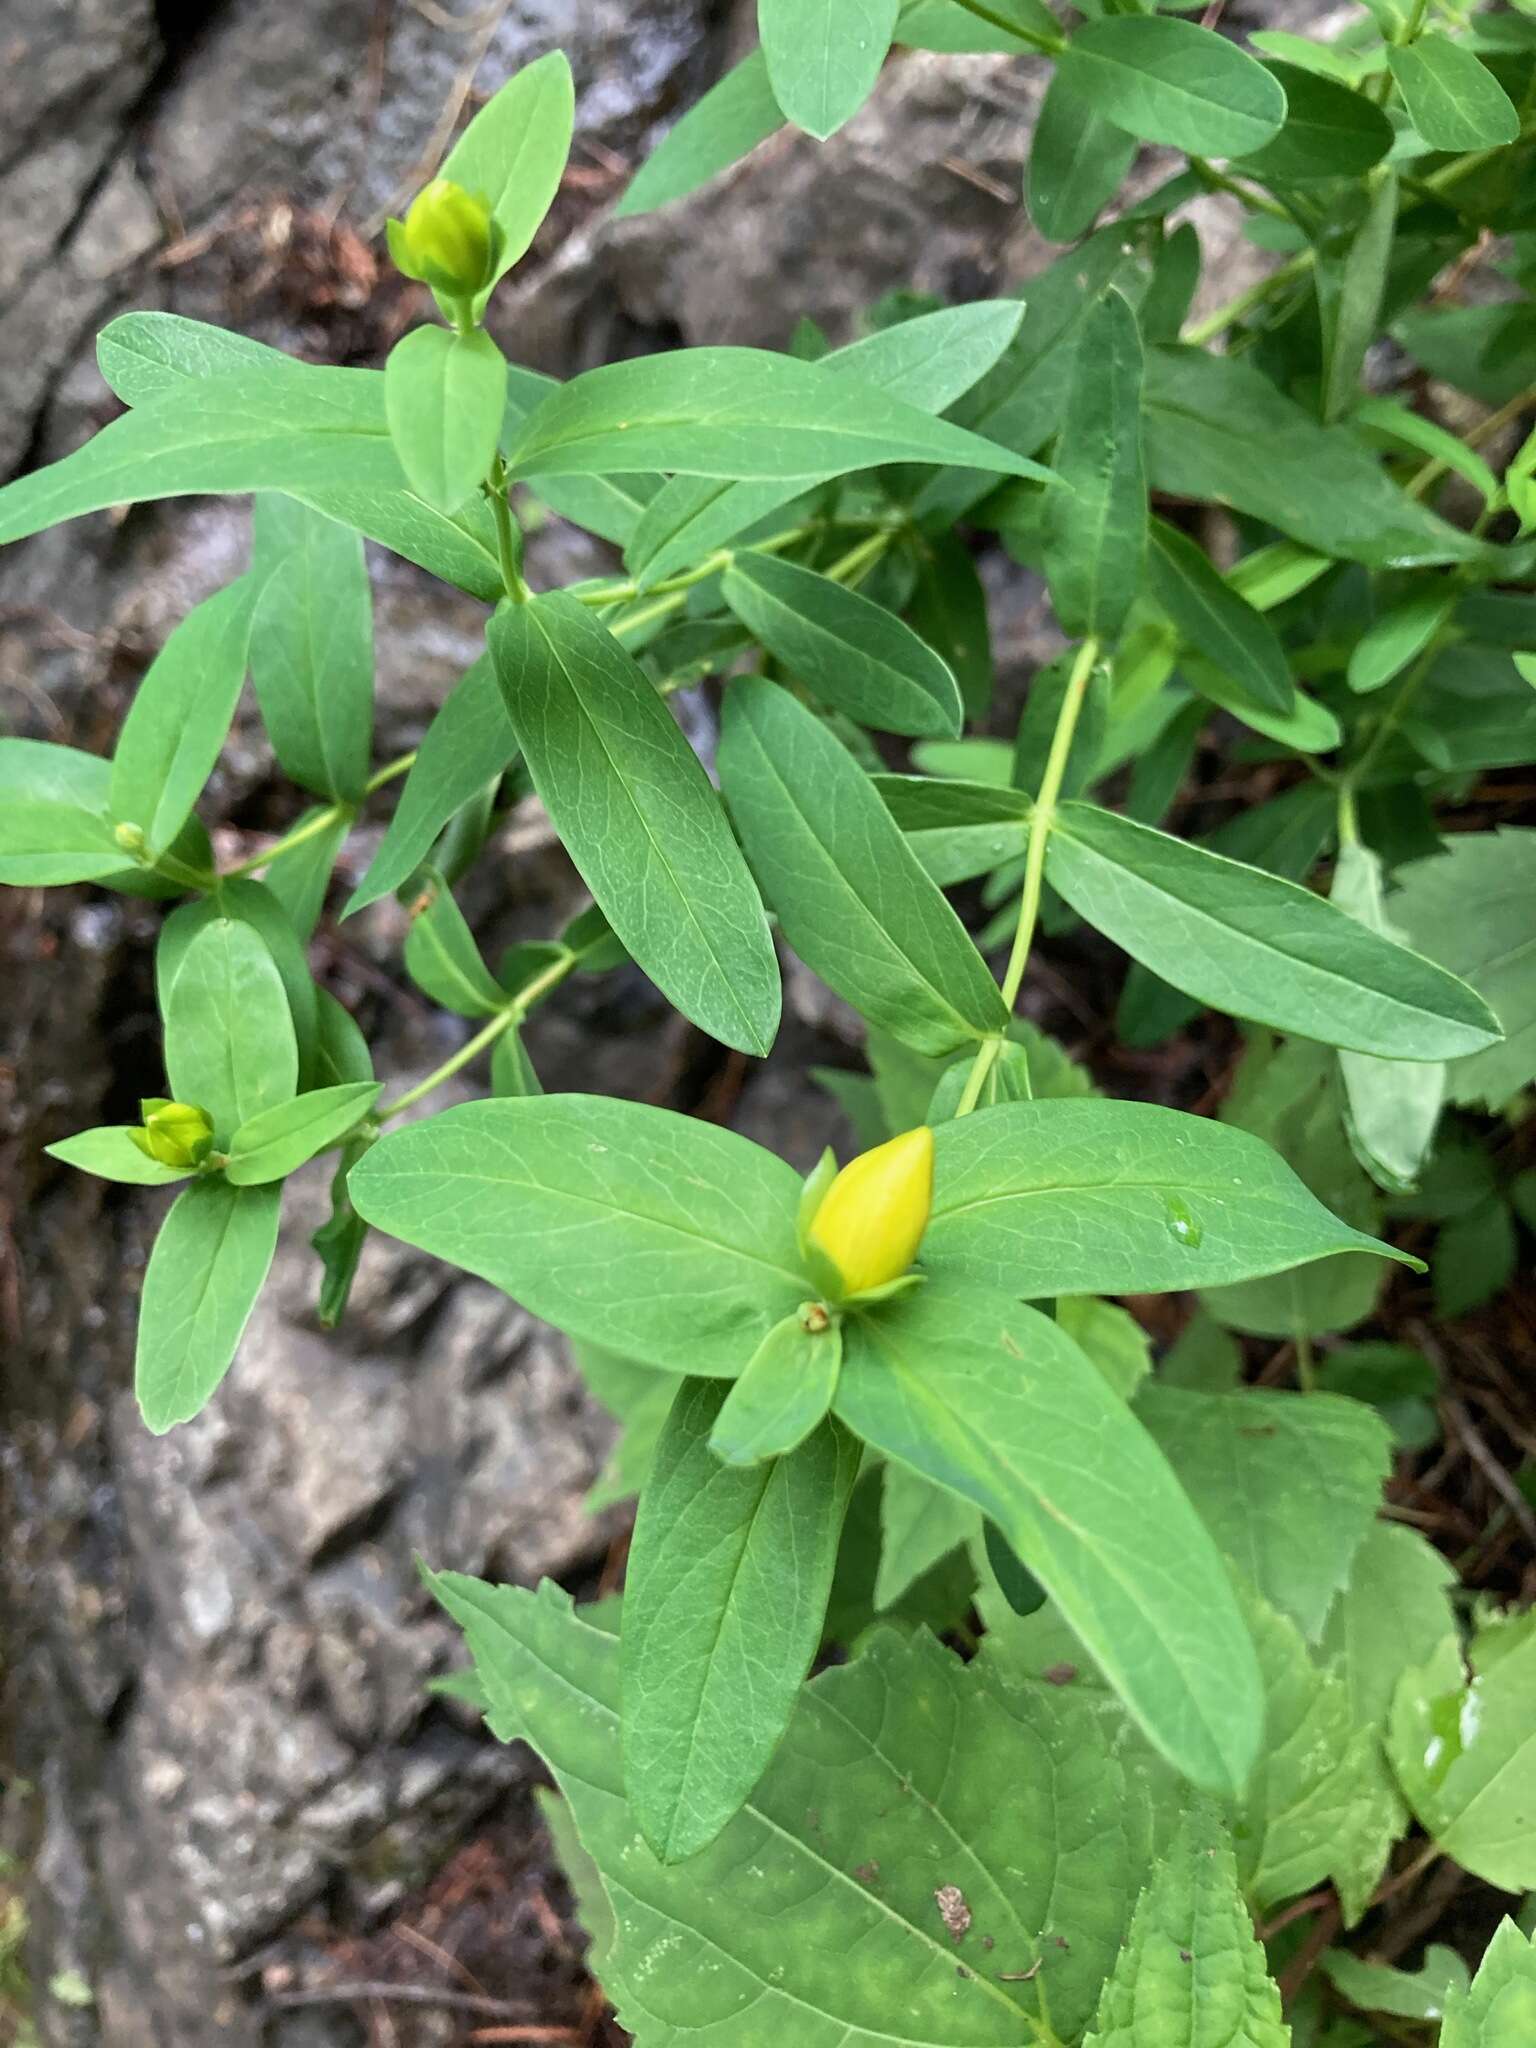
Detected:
left=129, top=1098, right=215, bottom=1170
left=806, top=1126, right=934, bottom=1299
left=392, top=179, right=496, bottom=296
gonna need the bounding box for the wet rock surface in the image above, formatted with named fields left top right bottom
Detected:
left=0, top=2, right=1316, bottom=2040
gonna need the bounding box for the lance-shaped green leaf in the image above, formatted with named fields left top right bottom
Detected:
left=109, top=579, right=256, bottom=855
left=491, top=593, right=779, bottom=1056
left=401, top=867, right=507, bottom=1017
left=1146, top=519, right=1292, bottom=716
left=438, top=49, right=574, bottom=292
left=1443, top=1919, right=1536, bottom=2046
left=430, top=1575, right=1174, bottom=2045
left=1057, top=16, right=1286, bottom=158
left=1083, top=1803, right=1287, bottom=2048
left=908, top=529, right=994, bottom=720
left=505, top=346, right=1056, bottom=485
left=136, top=1179, right=282, bottom=1433
left=157, top=881, right=319, bottom=1085
left=707, top=1313, right=843, bottom=1466
left=349, top=1095, right=807, bottom=1377
left=759, top=0, right=899, bottom=139
left=1332, top=841, right=1446, bottom=1192
left=836, top=1279, right=1262, bottom=1796
left=628, top=301, right=1027, bottom=587
left=224, top=1082, right=382, bottom=1186
left=925, top=1097, right=1416, bottom=1300
left=873, top=775, right=1033, bottom=888
left=1322, top=1943, right=1468, bottom=2024
left=719, top=678, right=1007, bottom=1055
left=1027, top=71, right=1137, bottom=244
left=97, top=312, right=506, bottom=600
left=1046, top=801, right=1504, bottom=1060
left=1043, top=290, right=1146, bottom=645
left=0, top=739, right=136, bottom=885
left=45, top=1126, right=194, bottom=1187
left=721, top=553, right=962, bottom=736
left=624, top=1380, right=859, bottom=1860
left=249, top=494, right=374, bottom=803
left=346, top=656, right=516, bottom=915
left=616, top=48, right=786, bottom=217
left=1234, top=59, right=1394, bottom=182
left=1135, top=1385, right=1390, bottom=1641
left=1388, top=34, right=1520, bottom=151
left=0, top=363, right=412, bottom=548
left=384, top=324, right=507, bottom=514
left=1348, top=584, right=1456, bottom=695
left=1388, top=1611, right=1536, bottom=1892
left=1316, top=171, right=1397, bottom=425
left=165, top=918, right=299, bottom=1139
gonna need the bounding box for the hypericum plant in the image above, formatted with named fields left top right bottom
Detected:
left=6, top=0, right=1536, bottom=2038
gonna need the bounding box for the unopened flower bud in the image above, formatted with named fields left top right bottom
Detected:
left=129, top=1098, right=215, bottom=1170
left=806, top=1126, right=934, bottom=1299
left=113, top=821, right=147, bottom=858
left=389, top=179, right=496, bottom=297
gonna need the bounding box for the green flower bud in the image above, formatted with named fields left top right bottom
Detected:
left=806, top=1126, right=934, bottom=1300
left=129, top=1098, right=215, bottom=1170
left=113, top=821, right=147, bottom=858
left=390, top=179, right=497, bottom=297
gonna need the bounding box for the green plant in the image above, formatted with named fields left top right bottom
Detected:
left=5, top=1, right=1536, bottom=2038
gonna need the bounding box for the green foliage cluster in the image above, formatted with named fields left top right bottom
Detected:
left=5, top=1, right=1536, bottom=2036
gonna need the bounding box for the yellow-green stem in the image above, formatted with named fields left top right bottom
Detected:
left=948, top=0, right=1064, bottom=54
left=376, top=949, right=576, bottom=1122
left=220, top=751, right=416, bottom=883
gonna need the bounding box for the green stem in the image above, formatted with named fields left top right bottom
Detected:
left=947, top=0, right=1065, bottom=55
left=1336, top=781, right=1360, bottom=848
left=220, top=751, right=417, bottom=883
left=1295, top=1328, right=1317, bottom=1394
left=489, top=455, right=529, bottom=603
left=1190, top=158, right=1292, bottom=224
left=377, top=948, right=577, bottom=1122
left=953, top=635, right=1101, bottom=1119
left=1407, top=381, right=1536, bottom=501
left=1342, top=627, right=1450, bottom=795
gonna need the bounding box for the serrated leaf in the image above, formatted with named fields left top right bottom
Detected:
left=164, top=918, right=299, bottom=1139
left=135, top=1178, right=282, bottom=1432
left=925, top=1097, right=1413, bottom=1301
left=1136, top=1386, right=1390, bottom=1641
left=623, top=1380, right=859, bottom=1860
left=350, top=1095, right=806, bottom=1377
left=836, top=1277, right=1263, bottom=1798
left=1319, top=1521, right=1459, bottom=1734
left=1084, top=1802, right=1287, bottom=2048
left=1443, top=1919, right=1536, bottom=2046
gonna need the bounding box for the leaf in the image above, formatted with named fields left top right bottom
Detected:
left=430, top=1575, right=1175, bottom=2045
left=1046, top=801, right=1504, bottom=1060
left=707, top=1315, right=843, bottom=1466
left=346, top=656, right=516, bottom=915
left=1388, top=34, right=1520, bottom=151
left=1057, top=17, right=1287, bottom=159
left=0, top=362, right=412, bottom=548
left=1144, top=345, right=1495, bottom=571
left=1027, top=71, right=1138, bottom=245
left=836, top=1278, right=1263, bottom=1797
left=1083, top=1802, right=1287, bottom=2048
left=401, top=867, right=507, bottom=1017
left=384, top=324, right=506, bottom=513
left=1146, top=520, right=1292, bottom=716
left=135, top=1178, right=282, bottom=1432
left=719, top=678, right=1007, bottom=1055
left=925, top=1096, right=1414, bottom=1299
left=109, top=579, right=256, bottom=855
left=1389, top=1610, right=1536, bottom=1892
left=249, top=495, right=374, bottom=803
left=439, top=49, right=574, bottom=289
left=1319, top=1520, right=1459, bottom=1736
left=164, top=918, right=299, bottom=1138
left=157, top=880, right=319, bottom=1086
left=1347, top=585, right=1456, bottom=695
left=224, top=1082, right=381, bottom=1186
left=873, top=776, right=1032, bottom=888
left=1443, top=1919, right=1536, bottom=2047
left=578, top=1344, right=677, bottom=1511
left=1058, top=1297, right=1152, bottom=1401
left=258, top=803, right=350, bottom=944
left=349, top=1095, right=807, bottom=1377
left=1316, top=172, right=1398, bottom=425
left=1043, top=290, right=1146, bottom=644
left=491, top=593, right=780, bottom=1056
left=721, top=552, right=962, bottom=736
left=628, top=303, right=1027, bottom=588
left=623, top=1380, right=859, bottom=1860
left=616, top=49, right=785, bottom=216
left=1322, top=1944, right=1469, bottom=2023
left=96, top=312, right=506, bottom=600
left=874, top=1461, right=975, bottom=1610
left=45, top=1126, right=193, bottom=1187
left=1135, top=1385, right=1390, bottom=1641
left=0, top=739, right=135, bottom=885
left=758, top=0, right=899, bottom=139
left=505, top=346, right=1056, bottom=486
left=1332, top=842, right=1445, bottom=1192
left=898, top=0, right=1061, bottom=54
left=907, top=530, right=994, bottom=720
left=1234, top=60, right=1394, bottom=181
left=1393, top=828, right=1536, bottom=1110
